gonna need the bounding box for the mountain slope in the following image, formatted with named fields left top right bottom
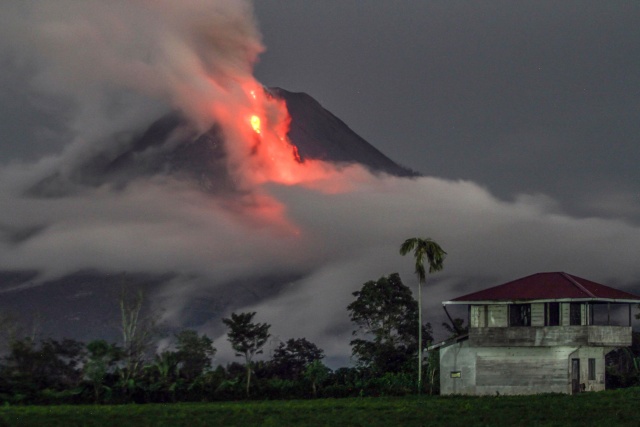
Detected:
left=270, top=88, right=416, bottom=177
left=4, top=86, right=417, bottom=346
left=28, top=87, right=416, bottom=197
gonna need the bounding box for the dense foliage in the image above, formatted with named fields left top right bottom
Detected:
left=222, top=312, right=271, bottom=396
left=1, top=273, right=638, bottom=405
left=0, top=274, right=446, bottom=404
left=347, top=273, right=432, bottom=376
left=0, top=334, right=425, bottom=404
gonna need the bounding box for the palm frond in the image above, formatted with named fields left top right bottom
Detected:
left=399, top=238, right=417, bottom=256
left=399, top=237, right=446, bottom=280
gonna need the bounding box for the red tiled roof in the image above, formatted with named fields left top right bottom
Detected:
left=446, top=272, right=640, bottom=303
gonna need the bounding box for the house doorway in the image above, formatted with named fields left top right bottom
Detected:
left=571, top=359, right=580, bottom=394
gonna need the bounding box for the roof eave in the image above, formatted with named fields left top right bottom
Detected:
left=427, top=334, right=469, bottom=351
left=443, top=298, right=640, bottom=305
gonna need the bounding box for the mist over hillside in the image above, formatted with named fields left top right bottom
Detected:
left=2, top=1, right=640, bottom=368
left=0, top=86, right=421, bottom=364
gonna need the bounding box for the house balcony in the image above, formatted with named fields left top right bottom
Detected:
left=469, top=325, right=631, bottom=348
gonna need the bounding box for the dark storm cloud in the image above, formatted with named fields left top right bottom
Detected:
left=253, top=1, right=640, bottom=220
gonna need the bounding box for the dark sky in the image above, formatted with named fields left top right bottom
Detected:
left=253, top=1, right=640, bottom=221
left=1, top=1, right=640, bottom=363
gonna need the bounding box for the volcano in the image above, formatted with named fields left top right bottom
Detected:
left=3, top=87, right=417, bottom=350
left=29, top=87, right=417, bottom=197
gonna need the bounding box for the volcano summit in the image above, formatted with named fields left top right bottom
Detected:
left=29, top=88, right=416, bottom=199
left=2, top=87, right=417, bottom=350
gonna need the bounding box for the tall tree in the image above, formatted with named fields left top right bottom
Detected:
left=270, top=338, right=324, bottom=380
left=399, top=237, right=446, bottom=392
left=2, top=338, right=86, bottom=394
left=348, top=273, right=431, bottom=374
left=222, top=312, right=270, bottom=396
left=84, top=340, right=122, bottom=403
left=146, top=350, right=181, bottom=402
left=118, top=288, right=160, bottom=390
left=303, top=360, right=330, bottom=397
left=0, top=313, right=17, bottom=355
left=174, top=330, right=216, bottom=382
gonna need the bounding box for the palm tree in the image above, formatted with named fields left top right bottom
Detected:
left=399, top=237, right=446, bottom=393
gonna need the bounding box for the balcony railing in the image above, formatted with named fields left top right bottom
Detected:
left=469, top=325, right=631, bottom=347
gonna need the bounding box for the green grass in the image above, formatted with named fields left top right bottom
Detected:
left=2, top=388, right=640, bottom=427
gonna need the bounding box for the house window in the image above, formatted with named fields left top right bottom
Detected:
left=588, top=358, right=596, bottom=381
left=546, top=302, right=560, bottom=326
left=509, top=304, right=531, bottom=326
left=570, top=303, right=582, bottom=325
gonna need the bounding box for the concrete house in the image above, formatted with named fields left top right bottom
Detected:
left=432, top=272, right=640, bottom=395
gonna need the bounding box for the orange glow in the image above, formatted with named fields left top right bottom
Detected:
left=291, top=144, right=302, bottom=163
left=205, top=78, right=350, bottom=231
left=250, top=115, right=261, bottom=134
left=208, top=81, right=347, bottom=189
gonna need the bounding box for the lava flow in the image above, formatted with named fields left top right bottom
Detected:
left=205, top=80, right=354, bottom=233
left=250, top=115, right=261, bottom=134
left=225, top=82, right=336, bottom=188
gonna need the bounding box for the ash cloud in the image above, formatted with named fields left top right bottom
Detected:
left=1, top=1, right=640, bottom=366
left=0, top=0, right=263, bottom=157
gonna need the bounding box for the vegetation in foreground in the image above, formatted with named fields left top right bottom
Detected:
left=2, top=387, right=640, bottom=427
left=0, top=273, right=452, bottom=405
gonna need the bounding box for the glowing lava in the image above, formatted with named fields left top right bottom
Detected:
left=250, top=115, right=261, bottom=134
left=207, top=81, right=349, bottom=225
left=236, top=86, right=350, bottom=191
left=202, top=80, right=358, bottom=235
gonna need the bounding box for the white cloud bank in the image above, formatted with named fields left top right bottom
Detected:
left=3, top=162, right=640, bottom=363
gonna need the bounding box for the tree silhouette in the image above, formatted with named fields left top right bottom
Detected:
left=175, top=330, right=216, bottom=382
left=348, top=273, right=431, bottom=374
left=271, top=338, right=324, bottom=380
left=222, top=312, right=270, bottom=396
left=399, top=237, right=446, bottom=392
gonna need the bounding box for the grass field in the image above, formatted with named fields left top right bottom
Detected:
left=1, top=387, right=640, bottom=427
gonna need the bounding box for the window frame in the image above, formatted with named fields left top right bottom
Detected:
left=509, top=303, right=531, bottom=327
left=546, top=302, right=560, bottom=326
left=588, top=358, right=596, bottom=381
left=570, top=303, right=582, bottom=326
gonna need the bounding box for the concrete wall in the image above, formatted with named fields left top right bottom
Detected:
left=440, top=340, right=578, bottom=395
left=570, top=347, right=608, bottom=392
left=469, top=325, right=631, bottom=347
left=439, top=340, right=613, bottom=395
left=588, top=326, right=632, bottom=346
left=475, top=346, right=575, bottom=395
left=439, top=339, right=476, bottom=395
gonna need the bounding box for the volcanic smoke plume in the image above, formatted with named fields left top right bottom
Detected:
left=2, top=1, right=640, bottom=365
